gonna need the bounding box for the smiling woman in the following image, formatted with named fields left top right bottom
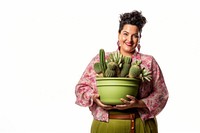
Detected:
left=118, top=24, right=141, bottom=56
left=75, top=10, right=169, bottom=133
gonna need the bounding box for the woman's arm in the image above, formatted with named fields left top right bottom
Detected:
left=75, top=55, right=98, bottom=107
left=141, top=56, right=169, bottom=117
left=115, top=56, right=169, bottom=117
left=75, top=54, right=114, bottom=110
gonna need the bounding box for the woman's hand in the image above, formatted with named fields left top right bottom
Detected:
left=113, top=95, right=147, bottom=110
left=92, top=94, right=114, bottom=110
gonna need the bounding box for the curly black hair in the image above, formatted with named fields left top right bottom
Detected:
left=118, top=10, right=147, bottom=34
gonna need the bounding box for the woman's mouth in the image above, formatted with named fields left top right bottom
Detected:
left=125, top=42, right=133, bottom=46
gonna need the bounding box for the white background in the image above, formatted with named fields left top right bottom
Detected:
left=0, top=0, right=200, bottom=133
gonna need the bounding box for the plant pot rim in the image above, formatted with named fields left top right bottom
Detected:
left=96, top=77, right=141, bottom=81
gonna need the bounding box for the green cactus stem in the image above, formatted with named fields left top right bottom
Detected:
left=94, top=62, right=102, bottom=74
left=99, top=49, right=107, bottom=77
left=120, top=56, right=132, bottom=77
left=104, top=62, right=118, bottom=77
left=107, top=62, right=118, bottom=70
left=120, top=63, right=131, bottom=77
left=128, top=60, right=142, bottom=78
left=105, top=69, right=116, bottom=77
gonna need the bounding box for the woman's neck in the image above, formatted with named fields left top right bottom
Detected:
left=120, top=50, right=136, bottom=57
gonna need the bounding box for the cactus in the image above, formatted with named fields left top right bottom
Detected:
left=94, top=62, right=102, bottom=74
left=107, top=62, right=118, bottom=70
left=105, top=69, right=116, bottom=77
left=140, top=68, right=152, bottom=82
left=99, top=49, right=107, bottom=77
left=124, top=56, right=132, bottom=64
left=120, top=56, right=132, bottom=77
left=128, top=60, right=142, bottom=78
left=104, top=62, right=118, bottom=77
left=107, top=51, right=123, bottom=76
left=94, top=49, right=152, bottom=83
left=107, top=51, right=123, bottom=68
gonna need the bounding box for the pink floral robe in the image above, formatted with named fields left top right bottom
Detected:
left=75, top=51, right=169, bottom=122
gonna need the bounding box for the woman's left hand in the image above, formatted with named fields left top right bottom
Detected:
left=113, top=95, right=146, bottom=110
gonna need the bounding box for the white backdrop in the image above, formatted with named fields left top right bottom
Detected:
left=1, top=0, right=200, bottom=133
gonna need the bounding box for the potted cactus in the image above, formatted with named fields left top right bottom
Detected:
left=94, top=49, right=152, bottom=105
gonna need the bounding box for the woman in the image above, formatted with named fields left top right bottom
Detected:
left=75, top=10, right=168, bottom=133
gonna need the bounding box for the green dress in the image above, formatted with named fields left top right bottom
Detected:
left=91, top=110, right=158, bottom=133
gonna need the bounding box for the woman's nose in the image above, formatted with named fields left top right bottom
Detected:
left=127, top=36, right=132, bottom=42
left=127, top=36, right=133, bottom=43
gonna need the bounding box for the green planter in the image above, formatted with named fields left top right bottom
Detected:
left=96, top=77, right=141, bottom=105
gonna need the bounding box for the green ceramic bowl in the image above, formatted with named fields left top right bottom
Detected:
left=96, top=77, right=141, bottom=105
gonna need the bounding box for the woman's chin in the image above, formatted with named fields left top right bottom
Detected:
left=124, top=47, right=135, bottom=53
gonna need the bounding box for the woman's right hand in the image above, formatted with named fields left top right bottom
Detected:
left=92, top=94, right=114, bottom=110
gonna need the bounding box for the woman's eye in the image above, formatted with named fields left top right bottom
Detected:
left=123, top=33, right=128, bottom=36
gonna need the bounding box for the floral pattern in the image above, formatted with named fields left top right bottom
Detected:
left=75, top=50, right=168, bottom=122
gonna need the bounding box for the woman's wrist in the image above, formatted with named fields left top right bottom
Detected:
left=136, top=100, right=147, bottom=108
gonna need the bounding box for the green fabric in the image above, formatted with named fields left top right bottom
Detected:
left=91, top=117, right=158, bottom=133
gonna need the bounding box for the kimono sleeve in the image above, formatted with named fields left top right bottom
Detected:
left=75, top=54, right=99, bottom=107
left=141, top=57, right=169, bottom=118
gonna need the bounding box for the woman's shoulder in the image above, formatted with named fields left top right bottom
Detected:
left=139, top=52, right=155, bottom=60
left=138, top=52, right=159, bottom=66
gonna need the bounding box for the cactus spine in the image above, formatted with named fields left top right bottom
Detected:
left=99, top=49, right=107, bottom=77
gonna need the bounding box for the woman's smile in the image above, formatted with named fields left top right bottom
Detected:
left=125, top=42, right=133, bottom=46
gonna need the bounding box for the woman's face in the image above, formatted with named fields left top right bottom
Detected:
left=118, top=24, right=140, bottom=57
